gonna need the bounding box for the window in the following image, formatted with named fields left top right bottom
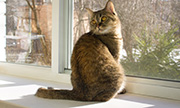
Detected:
left=73, top=0, right=180, bottom=81
left=0, top=0, right=52, bottom=66
left=0, top=0, right=179, bottom=101
left=0, top=0, right=70, bottom=80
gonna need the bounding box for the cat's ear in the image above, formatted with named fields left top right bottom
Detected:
left=105, top=0, right=117, bottom=15
left=86, top=8, right=93, bottom=17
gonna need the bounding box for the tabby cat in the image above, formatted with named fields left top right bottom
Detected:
left=35, top=0, right=125, bottom=102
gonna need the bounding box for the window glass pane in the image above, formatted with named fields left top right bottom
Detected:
left=73, top=0, right=180, bottom=81
left=0, top=0, right=52, bottom=66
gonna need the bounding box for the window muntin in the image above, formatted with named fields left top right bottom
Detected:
left=73, top=0, right=180, bottom=81
left=0, top=0, right=52, bottom=66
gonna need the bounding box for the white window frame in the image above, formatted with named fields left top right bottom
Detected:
left=0, top=0, right=71, bottom=83
left=0, top=0, right=179, bottom=101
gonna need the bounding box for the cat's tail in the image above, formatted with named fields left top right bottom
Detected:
left=35, top=87, right=81, bottom=100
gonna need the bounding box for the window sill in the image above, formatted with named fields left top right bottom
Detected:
left=0, top=74, right=180, bottom=108
left=0, top=62, right=180, bottom=101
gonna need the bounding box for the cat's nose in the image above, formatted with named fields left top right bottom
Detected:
left=97, top=24, right=99, bottom=28
left=97, top=23, right=102, bottom=28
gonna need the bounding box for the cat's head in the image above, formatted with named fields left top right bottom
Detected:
left=87, top=0, right=121, bottom=36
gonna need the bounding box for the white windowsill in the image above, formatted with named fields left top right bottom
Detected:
left=0, top=74, right=180, bottom=108
left=0, top=62, right=180, bottom=101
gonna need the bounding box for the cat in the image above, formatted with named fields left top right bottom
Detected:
left=35, top=0, right=125, bottom=102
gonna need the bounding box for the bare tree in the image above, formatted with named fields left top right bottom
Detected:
left=113, top=0, right=173, bottom=61
left=25, top=0, right=41, bottom=34
left=5, top=0, right=51, bottom=66
left=25, top=0, right=51, bottom=66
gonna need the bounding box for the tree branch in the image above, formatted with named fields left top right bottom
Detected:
left=25, top=0, right=33, bottom=10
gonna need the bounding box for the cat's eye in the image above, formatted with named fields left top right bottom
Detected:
left=101, top=16, right=107, bottom=21
left=91, top=20, right=96, bottom=25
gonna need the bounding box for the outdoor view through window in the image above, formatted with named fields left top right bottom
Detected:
left=74, top=0, right=180, bottom=81
left=0, top=0, right=52, bottom=66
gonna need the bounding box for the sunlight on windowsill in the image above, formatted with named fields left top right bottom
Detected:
left=72, top=99, right=154, bottom=108
left=0, top=81, right=153, bottom=108
left=0, top=74, right=179, bottom=108
left=0, top=84, right=42, bottom=101
left=0, top=80, right=15, bottom=85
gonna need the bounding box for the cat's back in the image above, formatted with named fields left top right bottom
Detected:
left=72, top=32, right=111, bottom=61
left=71, top=32, right=122, bottom=84
left=73, top=32, right=103, bottom=50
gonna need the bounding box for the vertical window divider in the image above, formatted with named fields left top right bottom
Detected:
left=64, top=0, right=74, bottom=72
left=52, top=0, right=63, bottom=73
left=54, top=0, right=73, bottom=73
